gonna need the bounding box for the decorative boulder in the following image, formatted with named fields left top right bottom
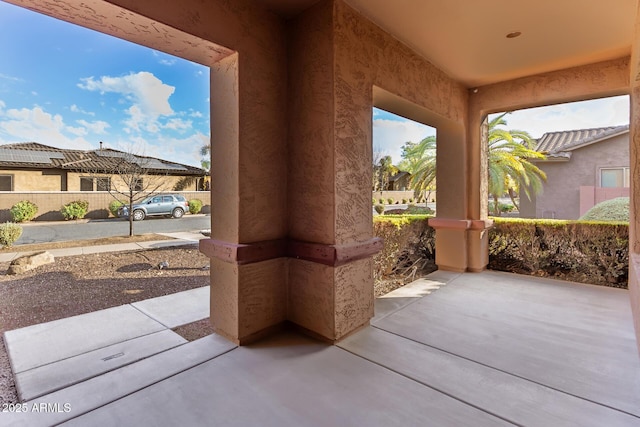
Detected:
left=8, top=251, right=55, bottom=275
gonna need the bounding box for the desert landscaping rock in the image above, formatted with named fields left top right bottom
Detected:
left=7, top=251, right=54, bottom=275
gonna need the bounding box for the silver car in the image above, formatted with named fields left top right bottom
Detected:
left=118, top=194, right=189, bottom=221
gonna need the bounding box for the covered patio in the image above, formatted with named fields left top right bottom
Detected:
left=5, top=271, right=640, bottom=425
left=2, top=0, right=640, bottom=424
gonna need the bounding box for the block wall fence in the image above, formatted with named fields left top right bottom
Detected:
left=0, top=191, right=211, bottom=222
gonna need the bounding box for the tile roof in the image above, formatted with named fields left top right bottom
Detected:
left=535, top=125, right=629, bottom=159
left=0, top=142, right=205, bottom=176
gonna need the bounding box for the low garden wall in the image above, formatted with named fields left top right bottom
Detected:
left=373, top=215, right=629, bottom=289
left=488, top=218, right=628, bottom=288
left=0, top=191, right=211, bottom=222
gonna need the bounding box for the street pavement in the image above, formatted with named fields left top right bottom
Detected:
left=14, top=214, right=210, bottom=245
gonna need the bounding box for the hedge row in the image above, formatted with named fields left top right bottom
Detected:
left=373, top=215, right=434, bottom=283
left=373, top=216, right=629, bottom=289
left=488, top=218, right=628, bottom=288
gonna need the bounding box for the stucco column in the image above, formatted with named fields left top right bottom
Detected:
left=629, top=80, right=640, bottom=354
left=428, top=123, right=473, bottom=272
left=199, top=47, right=289, bottom=344
left=628, top=0, right=640, bottom=355
left=286, top=0, right=381, bottom=342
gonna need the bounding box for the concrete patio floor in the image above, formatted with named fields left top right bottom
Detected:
left=3, top=271, right=640, bottom=426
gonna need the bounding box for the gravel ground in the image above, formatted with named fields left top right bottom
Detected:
left=0, top=238, right=430, bottom=405
left=0, top=242, right=211, bottom=405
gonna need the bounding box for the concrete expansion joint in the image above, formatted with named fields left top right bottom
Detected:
left=199, top=236, right=383, bottom=267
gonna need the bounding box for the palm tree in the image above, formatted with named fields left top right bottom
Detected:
left=399, top=135, right=436, bottom=202
left=487, top=113, right=546, bottom=215
left=373, top=155, right=398, bottom=192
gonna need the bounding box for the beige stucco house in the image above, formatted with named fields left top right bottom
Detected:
left=520, top=125, right=630, bottom=219
left=0, top=142, right=206, bottom=192
left=4, top=0, right=640, bottom=355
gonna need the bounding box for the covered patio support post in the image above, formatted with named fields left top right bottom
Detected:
left=201, top=51, right=289, bottom=345
left=428, top=123, right=474, bottom=272
left=629, top=1, right=640, bottom=354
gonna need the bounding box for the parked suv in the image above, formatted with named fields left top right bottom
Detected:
left=118, top=194, right=189, bottom=221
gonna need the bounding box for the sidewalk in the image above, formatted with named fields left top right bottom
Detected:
left=0, top=230, right=208, bottom=263
left=4, top=285, right=211, bottom=403
left=2, top=230, right=213, bottom=403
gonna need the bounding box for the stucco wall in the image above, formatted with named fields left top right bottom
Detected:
left=520, top=133, right=629, bottom=219
left=286, top=0, right=469, bottom=339
left=0, top=169, right=66, bottom=191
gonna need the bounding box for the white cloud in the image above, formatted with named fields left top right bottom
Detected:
left=108, top=131, right=209, bottom=167
left=78, top=71, right=175, bottom=134
left=0, top=105, right=93, bottom=149
left=163, top=118, right=192, bottom=131
left=77, top=119, right=109, bottom=134
left=496, top=95, right=630, bottom=139
left=159, top=59, right=177, bottom=66
left=70, top=104, right=95, bottom=116
left=66, top=126, right=87, bottom=136
left=190, top=110, right=203, bottom=118
left=373, top=118, right=435, bottom=164
left=0, top=73, right=23, bottom=82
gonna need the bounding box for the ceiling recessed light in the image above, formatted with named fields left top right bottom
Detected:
left=506, top=31, right=522, bottom=39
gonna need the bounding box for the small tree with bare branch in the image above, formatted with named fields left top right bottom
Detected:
left=105, top=154, right=167, bottom=236
left=72, top=147, right=166, bottom=236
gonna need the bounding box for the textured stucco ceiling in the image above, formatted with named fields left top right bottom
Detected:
left=259, top=0, right=639, bottom=87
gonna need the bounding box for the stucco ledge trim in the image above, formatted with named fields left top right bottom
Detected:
left=427, top=218, right=493, bottom=231
left=428, top=218, right=471, bottom=230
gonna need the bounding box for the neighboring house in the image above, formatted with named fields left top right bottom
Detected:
left=0, top=142, right=207, bottom=192
left=386, top=171, right=411, bottom=191
left=520, top=125, right=629, bottom=220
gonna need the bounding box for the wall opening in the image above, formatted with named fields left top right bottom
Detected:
left=0, top=0, right=236, bottom=406
left=488, top=95, right=630, bottom=220
left=372, top=87, right=445, bottom=299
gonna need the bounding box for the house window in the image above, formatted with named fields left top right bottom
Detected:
left=96, top=177, right=111, bottom=191
left=133, top=178, right=143, bottom=192
left=0, top=174, right=13, bottom=191
left=600, top=167, right=630, bottom=188
left=80, top=177, right=94, bottom=191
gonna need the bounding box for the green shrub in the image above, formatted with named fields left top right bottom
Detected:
left=372, top=198, right=377, bottom=205
left=580, top=197, right=629, bottom=222
left=108, top=200, right=125, bottom=217
left=402, top=198, right=407, bottom=204
left=374, top=204, right=385, bottom=214
left=491, top=201, right=516, bottom=215
left=10, top=200, right=38, bottom=222
left=387, top=198, right=393, bottom=205
left=0, top=222, right=22, bottom=248
left=373, top=216, right=435, bottom=291
left=61, top=200, right=89, bottom=220
left=188, top=199, right=203, bottom=214
left=402, top=205, right=434, bottom=215
left=488, top=218, right=628, bottom=288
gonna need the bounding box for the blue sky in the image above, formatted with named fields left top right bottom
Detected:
left=0, top=1, right=210, bottom=167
